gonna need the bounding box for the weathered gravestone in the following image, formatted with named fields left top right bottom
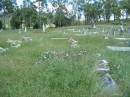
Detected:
left=42, top=23, right=46, bottom=32
left=119, top=22, right=125, bottom=35
left=96, top=60, right=110, bottom=72
left=91, top=19, right=96, bottom=28
left=100, top=73, right=117, bottom=89
left=128, top=27, right=130, bottom=33
left=68, top=37, right=80, bottom=48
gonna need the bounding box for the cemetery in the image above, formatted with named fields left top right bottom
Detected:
left=0, top=0, right=130, bottom=97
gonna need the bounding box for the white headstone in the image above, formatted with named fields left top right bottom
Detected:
left=43, top=23, right=45, bottom=32
left=24, top=26, right=27, bottom=33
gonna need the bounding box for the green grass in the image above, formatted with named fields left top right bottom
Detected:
left=0, top=25, right=130, bottom=97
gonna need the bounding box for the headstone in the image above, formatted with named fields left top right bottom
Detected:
left=100, top=73, right=117, bottom=89
left=111, top=26, right=116, bottom=36
left=0, top=29, right=3, bottom=32
left=42, top=23, right=45, bottom=32
left=96, top=60, right=110, bottom=72
left=24, top=26, right=27, bottom=33
left=68, top=37, right=80, bottom=48
left=128, top=40, right=130, bottom=47
left=119, top=24, right=125, bottom=35
left=128, top=27, right=130, bottom=33
left=91, top=19, right=96, bottom=28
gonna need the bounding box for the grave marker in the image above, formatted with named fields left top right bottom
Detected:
left=128, top=27, right=130, bottom=33
left=107, top=46, right=130, bottom=51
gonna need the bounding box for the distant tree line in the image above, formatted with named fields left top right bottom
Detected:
left=0, top=0, right=130, bottom=29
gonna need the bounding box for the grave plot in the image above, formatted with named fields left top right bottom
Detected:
left=51, top=37, right=67, bottom=40
left=114, top=38, right=130, bottom=40
left=23, top=37, right=32, bottom=42
left=75, top=28, right=99, bottom=36
left=0, top=47, right=8, bottom=54
left=96, top=59, right=121, bottom=95
left=6, top=39, right=22, bottom=48
left=36, top=50, right=87, bottom=64
left=68, top=37, right=80, bottom=48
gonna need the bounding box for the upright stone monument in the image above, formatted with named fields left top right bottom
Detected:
left=91, top=19, right=96, bottom=29
left=22, top=20, right=27, bottom=33
left=42, top=23, right=45, bottom=32
left=128, top=27, right=130, bottom=33
left=119, top=21, right=125, bottom=35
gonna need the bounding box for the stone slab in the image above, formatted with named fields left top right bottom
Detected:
left=107, top=46, right=130, bottom=51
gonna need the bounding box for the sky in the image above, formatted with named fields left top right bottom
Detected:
left=16, top=0, right=125, bottom=20
left=17, top=0, right=23, bottom=6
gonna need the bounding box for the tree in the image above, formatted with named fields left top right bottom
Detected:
left=120, top=0, right=130, bottom=20
left=54, top=8, right=67, bottom=27
left=0, top=0, right=16, bottom=29
left=49, top=0, right=72, bottom=27
left=10, top=9, right=22, bottom=29
left=83, top=2, right=98, bottom=24
left=10, top=6, right=38, bottom=29
left=0, top=0, right=16, bottom=14
left=102, top=0, right=112, bottom=22
left=36, top=0, right=47, bottom=29
left=0, top=20, right=3, bottom=29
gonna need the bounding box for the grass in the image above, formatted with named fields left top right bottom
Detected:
left=0, top=24, right=130, bottom=97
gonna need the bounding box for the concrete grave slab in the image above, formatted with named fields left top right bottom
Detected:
left=51, top=38, right=68, bottom=40
left=0, top=47, right=8, bottom=53
left=23, top=37, right=32, bottom=42
left=115, top=38, right=130, bottom=40
left=107, top=46, right=130, bottom=51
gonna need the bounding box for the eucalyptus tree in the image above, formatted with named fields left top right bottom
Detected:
left=83, top=0, right=101, bottom=26
left=111, top=0, right=121, bottom=21
left=0, top=0, right=16, bottom=28
left=35, top=0, right=47, bottom=29
left=102, top=0, right=112, bottom=22
left=49, top=0, right=71, bottom=27
left=69, top=0, right=85, bottom=24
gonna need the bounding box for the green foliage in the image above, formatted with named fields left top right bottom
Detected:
left=10, top=7, right=39, bottom=29
left=0, top=0, right=16, bottom=14
left=83, top=1, right=102, bottom=24
left=54, top=8, right=72, bottom=27
left=10, top=9, right=22, bottom=29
